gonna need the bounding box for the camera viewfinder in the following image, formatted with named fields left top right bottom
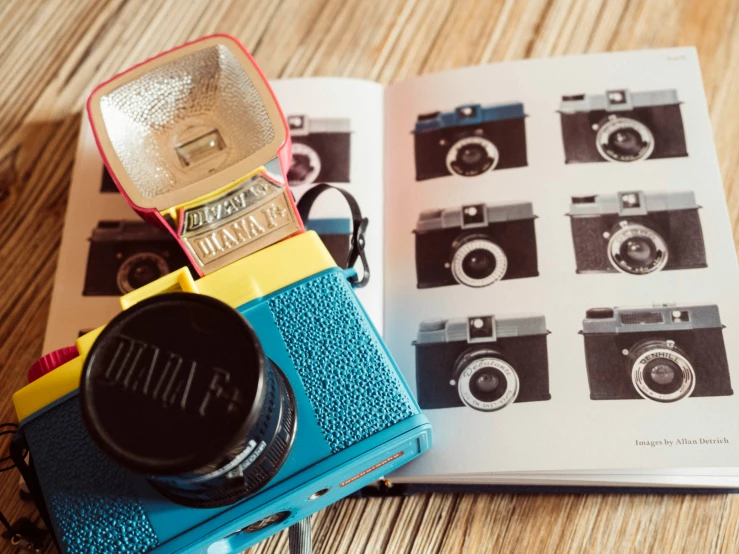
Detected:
left=672, top=310, right=690, bottom=323
left=468, top=316, right=495, bottom=342
left=288, top=115, right=306, bottom=131
left=456, top=105, right=479, bottom=121
left=462, top=204, right=487, bottom=227
left=607, top=90, right=627, bottom=104
left=620, top=192, right=641, bottom=209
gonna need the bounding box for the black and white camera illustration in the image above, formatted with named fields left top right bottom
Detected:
left=414, top=202, right=538, bottom=288
left=568, top=190, right=706, bottom=275
left=559, top=89, right=687, bottom=163
left=581, top=303, right=732, bottom=403
left=414, top=314, right=551, bottom=412
left=82, top=220, right=192, bottom=296
left=412, top=102, right=528, bottom=181
left=286, top=114, right=351, bottom=186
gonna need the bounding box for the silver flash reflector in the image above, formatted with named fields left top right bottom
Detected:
left=87, top=35, right=288, bottom=213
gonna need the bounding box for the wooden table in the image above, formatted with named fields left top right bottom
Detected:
left=1, top=1, right=738, bottom=552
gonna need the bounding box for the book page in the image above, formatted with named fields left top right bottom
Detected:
left=382, top=48, right=739, bottom=480
left=43, top=78, right=385, bottom=354
left=270, top=79, right=385, bottom=330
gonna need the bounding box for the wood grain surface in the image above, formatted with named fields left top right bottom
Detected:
left=1, top=1, right=738, bottom=552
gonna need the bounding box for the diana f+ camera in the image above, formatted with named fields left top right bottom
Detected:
left=414, top=315, right=551, bottom=412
left=559, top=89, right=687, bottom=163
left=568, top=190, right=706, bottom=275
left=581, top=304, right=732, bottom=403
left=413, top=102, right=528, bottom=181
left=11, top=35, right=431, bottom=554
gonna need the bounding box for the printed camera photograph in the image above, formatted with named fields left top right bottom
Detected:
left=581, top=303, right=732, bottom=403
left=415, top=314, right=551, bottom=412
left=412, top=102, right=528, bottom=181
left=559, top=88, right=688, bottom=164
left=414, top=201, right=538, bottom=288
left=568, top=190, right=707, bottom=275
left=82, top=220, right=193, bottom=296
left=286, top=114, right=351, bottom=186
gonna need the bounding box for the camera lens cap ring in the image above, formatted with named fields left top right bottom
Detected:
left=595, top=117, right=654, bottom=162
left=457, top=356, right=519, bottom=412
left=607, top=223, right=668, bottom=275
left=451, top=239, right=507, bottom=288
left=116, top=252, right=169, bottom=294
left=446, top=136, right=498, bottom=176
left=630, top=346, right=696, bottom=403
left=80, top=292, right=267, bottom=475
left=288, top=142, right=321, bottom=186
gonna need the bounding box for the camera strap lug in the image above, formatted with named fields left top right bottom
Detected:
left=296, top=183, right=370, bottom=288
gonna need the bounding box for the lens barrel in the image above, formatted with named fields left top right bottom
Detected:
left=450, top=236, right=507, bottom=288
left=607, top=222, right=668, bottom=275
left=80, top=292, right=296, bottom=508
left=453, top=348, right=519, bottom=411
left=595, top=116, right=655, bottom=162
left=628, top=339, right=695, bottom=402
left=446, top=137, right=498, bottom=176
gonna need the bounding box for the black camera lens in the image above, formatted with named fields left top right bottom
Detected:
left=288, top=153, right=314, bottom=183
left=641, top=358, right=685, bottom=395
left=80, top=293, right=296, bottom=508
left=447, top=137, right=497, bottom=177
left=608, top=223, right=668, bottom=275
left=649, top=363, right=677, bottom=386
left=117, top=252, right=169, bottom=293
left=287, top=143, right=321, bottom=186
left=596, top=117, right=654, bottom=162
left=462, top=248, right=496, bottom=280
left=629, top=339, right=695, bottom=402
left=453, top=349, right=519, bottom=411
left=609, top=128, right=643, bottom=157
left=620, top=236, right=656, bottom=268
left=469, top=367, right=507, bottom=403
left=460, top=144, right=484, bottom=165
left=451, top=237, right=507, bottom=288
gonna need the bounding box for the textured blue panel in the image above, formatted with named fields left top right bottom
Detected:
left=269, top=270, right=417, bottom=453
left=24, top=398, right=158, bottom=554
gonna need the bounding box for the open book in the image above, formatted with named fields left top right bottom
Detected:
left=46, top=47, right=739, bottom=490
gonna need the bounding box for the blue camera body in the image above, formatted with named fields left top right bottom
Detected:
left=413, top=103, right=528, bottom=181
left=14, top=233, right=431, bottom=554
left=413, top=103, right=525, bottom=134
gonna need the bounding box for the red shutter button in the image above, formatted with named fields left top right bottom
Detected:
left=27, top=346, right=79, bottom=383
